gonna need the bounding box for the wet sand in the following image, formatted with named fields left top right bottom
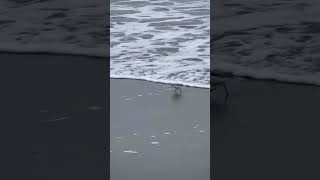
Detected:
left=212, top=76, right=320, bottom=179
left=110, top=79, right=210, bottom=180
left=0, top=53, right=108, bottom=180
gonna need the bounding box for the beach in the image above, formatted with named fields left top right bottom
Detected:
left=110, top=78, right=210, bottom=180
left=110, top=0, right=210, bottom=179
left=212, top=76, right=320, bottom=179
left=212, top=0, right=320, bottom=178
left=0, top=53, right=108, bottom=179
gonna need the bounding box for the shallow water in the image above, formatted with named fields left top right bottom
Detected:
left=0, top=0, right=210, bottom=88
left=0, top=0, right=107, bottom=57
left=111, top=0, right=210, bottom=88
left=212, top=0, right=320, bottom=86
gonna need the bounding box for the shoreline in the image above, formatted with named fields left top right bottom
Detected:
left=212, top=70, right=320, bottom=88
left=110, top=76, right=210, bottom=89
left=114, top=70, right=320, bottom=90
left=3, top=51, right=318, bottom=88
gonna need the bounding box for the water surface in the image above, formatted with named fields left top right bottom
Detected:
left=111, top=0, right=210, bottom=88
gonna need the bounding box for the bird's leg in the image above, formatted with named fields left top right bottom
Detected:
left=222, top=82, right=228, bottom=103
left=222, top=83, right=228, bottom=97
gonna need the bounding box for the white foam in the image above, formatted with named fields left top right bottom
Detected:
left=0, top=0, right=210, bottom=88
left=111, top=75, right=210, bottom=89
left=111, top=0, right=210, bottom=88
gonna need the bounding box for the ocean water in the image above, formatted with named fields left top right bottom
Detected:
left=0, top=0, right=107, bottom=57
left=0, top=0, right=210, bottom=88
left=2, top=0, right=320, bottom=87
left=110, top=0, right=210, bottom=88
left=212, top=0, right=320, bottom=86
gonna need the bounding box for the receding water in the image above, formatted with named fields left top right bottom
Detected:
left=212, top=0, right=320, bottom=85
left=110, top=0, right=210, bottom=88
left=0, top=0, right=107, bottom=57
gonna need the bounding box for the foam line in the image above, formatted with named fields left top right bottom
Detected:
left=0, top=43, right=108, bottom=58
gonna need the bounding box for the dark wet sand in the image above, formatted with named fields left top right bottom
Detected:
left=0, top=53, right=108, bottom=180
left=110, top=79, right=210, bottom=180
left=212, top=77, right=320, bottom=179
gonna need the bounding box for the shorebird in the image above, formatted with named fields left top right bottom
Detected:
left=171, top=84, right=182, bottom=95
left=211, top=79, right=228, bottom=102
left=211, top=71, right=229, bottom=102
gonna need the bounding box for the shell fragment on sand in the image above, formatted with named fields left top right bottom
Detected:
left=150, top=141, right=160, bottom=147
left=123, top=150, right=139, bottom=154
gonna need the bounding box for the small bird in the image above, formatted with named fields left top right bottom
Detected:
left=171, top=84, right=182, bottom=95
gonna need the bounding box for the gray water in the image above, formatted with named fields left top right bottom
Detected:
left=212, top=0, right=320, bottom=85
left=111, top=0, right=210, bottom=88
left=0, top=0, right=107, bottom=57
